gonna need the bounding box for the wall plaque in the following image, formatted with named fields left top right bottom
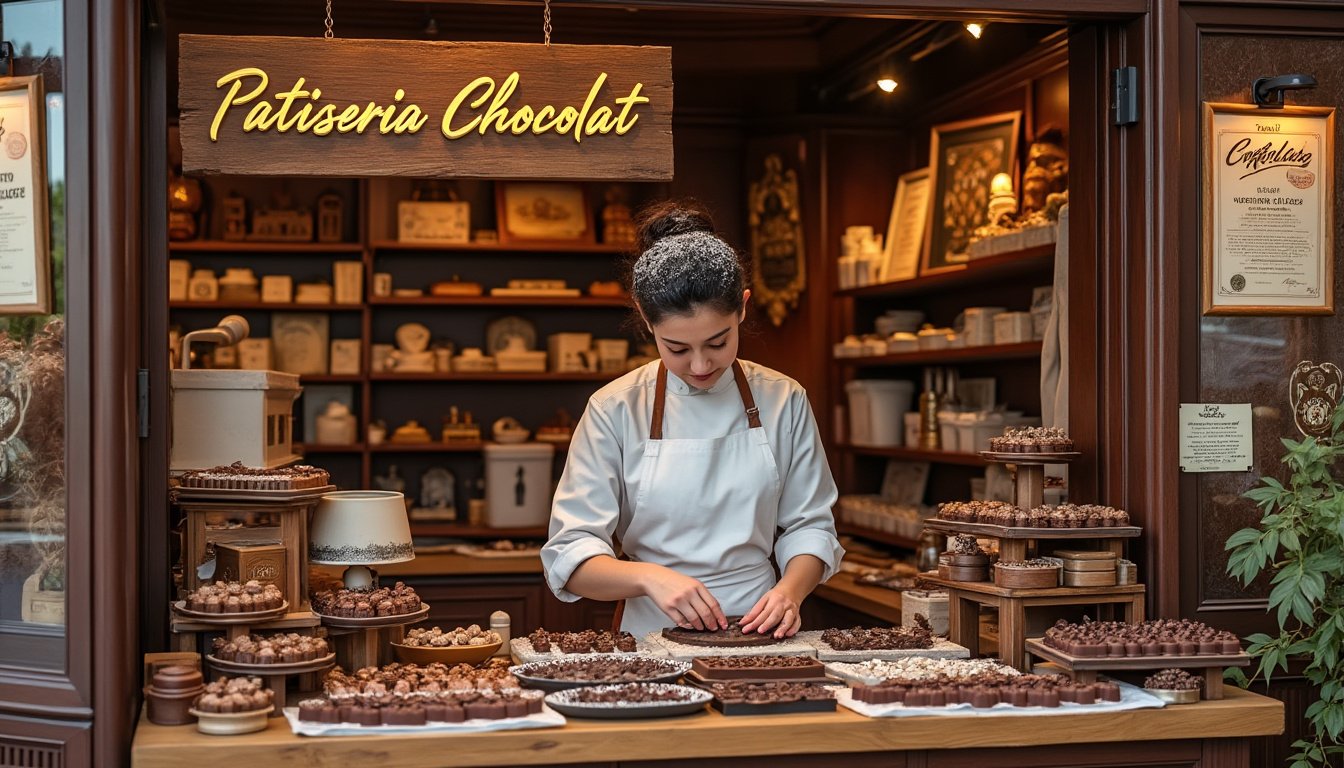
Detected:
left=1179, top=403, right=1254, bottom=473
left=1202, top=102, right=1334, bottom=315
left=748, top=153, right=806, bottom=327
left=179, top=35, right=673, bottom=180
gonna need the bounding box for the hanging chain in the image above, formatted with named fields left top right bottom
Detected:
left=543, top=0, right=552, bottom=47
left=324, top=0, right=335, bottom=39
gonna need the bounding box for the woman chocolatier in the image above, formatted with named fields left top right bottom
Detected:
left=542, top=201, right=844, bottom=639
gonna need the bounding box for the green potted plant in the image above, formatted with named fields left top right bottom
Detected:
left=1225, top=403, right=1344, bottom=768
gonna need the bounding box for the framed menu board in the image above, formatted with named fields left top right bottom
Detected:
left=0, top=76, right=49, bottom=314
left=1202, top=102, right=1334, bottom=315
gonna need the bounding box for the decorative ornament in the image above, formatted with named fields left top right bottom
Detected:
left=748, top=153, right=807, bottom=327
left=1290, top=360, right=1342, bottom=439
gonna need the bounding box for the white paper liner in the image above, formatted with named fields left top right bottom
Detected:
left=643, top=631, right=816, bottom=661
left=836, top=680, right=1165, bottom=718
left=825, top=657, right=1019, bottom=687
left=509, top=637, right=666, bottom=664
left=283, top=704, right=566, bottom=736
left=511, top=653, right=688, bottom=681
left=794, top=632, right=970, bottom=662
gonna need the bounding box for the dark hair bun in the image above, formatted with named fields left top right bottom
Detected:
left=635, top=199, right=715, bottom=253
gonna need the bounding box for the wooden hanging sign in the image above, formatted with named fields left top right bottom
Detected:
left=179, top=35, right=673, bottom=180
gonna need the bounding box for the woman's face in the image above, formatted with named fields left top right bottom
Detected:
left=645, top=290, right=750, bottom=390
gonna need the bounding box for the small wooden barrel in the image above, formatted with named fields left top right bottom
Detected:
left=994, top=563, right=1061, bottom=589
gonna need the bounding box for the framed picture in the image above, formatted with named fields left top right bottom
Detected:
left=495, top=182, right=593, bottom=244
left=0, top=76, right=51, bottom=313
left=923, top=111, right=1022, bottom=275
left=397, top=200, right=470, bottom=244
left=1202, top=102, right=1334, bottom=315
left=881, top=167, right=931, bottom=283
left=881, top=460, right=930, bottom=507
left=271, top=313, right=329, bottom=375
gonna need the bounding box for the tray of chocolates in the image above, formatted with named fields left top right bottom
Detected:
left=543, top=682, right=711, bottom=719
left=930, top=502, right=1139, bottom=535
left=509, top=654, right=690, bottom=692
left=986, top=426, right=1076, bottom=454
left=323, top=659, right=522, bottom=702
left=189, top=676, right=275, bottom=734
left=688, top=655, right=826, bottom=681
left=175, top=461, right=332, bottom=493
left=311, top=583, right=429, bottom=627
left=511, top=628, right=644, bottom=663
left=825, top=657, right=1019, bottom=687
left=1143, top=669, right=1203, bottom=704
left=647, top=627, right=816, bottom=662
left=207, top=633, right=335, bottom=674
left=700, top=680, right=838, bottom=716
left=293, top=688, right=552, bottom=729
left=847, top=672, right=1124, bottom=709
left=1035, top=619, right=1247, bottom=661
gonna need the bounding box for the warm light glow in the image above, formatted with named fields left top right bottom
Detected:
left=965, top=22, right=985, bottom=39
left=876, top=77, right=898, bottom=93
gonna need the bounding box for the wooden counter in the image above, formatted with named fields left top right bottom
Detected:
left=132, top=687, right=1282, bottom=768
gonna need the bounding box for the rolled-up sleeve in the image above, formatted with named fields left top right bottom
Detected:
left=541, top=398, right=623, bottom=602
left=773, top=389, right=845, bottom=581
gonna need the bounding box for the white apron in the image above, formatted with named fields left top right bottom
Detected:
left=615, top=360, right=783, bottom=637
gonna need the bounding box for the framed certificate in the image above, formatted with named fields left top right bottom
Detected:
left=1203, top=102, right=1335, bottom=315
left=0, top=76, right=50, bottom=314
left=881, top=167, right=931, bottom=283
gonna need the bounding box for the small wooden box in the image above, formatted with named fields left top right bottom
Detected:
left=215, top=541, right=288, bottom=595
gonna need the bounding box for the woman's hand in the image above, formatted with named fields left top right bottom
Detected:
left=635, top=563, right=728, bottom=631
left=740, top=586, right=803, bottom=639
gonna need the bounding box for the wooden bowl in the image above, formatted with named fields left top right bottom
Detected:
left=391, top=640, right=503, bottom=666
left=994, top=564, right=1061, bottom=589
left=189, top=706, right=273, bottom=735
left=1144, top=687, right=1200, bottom=705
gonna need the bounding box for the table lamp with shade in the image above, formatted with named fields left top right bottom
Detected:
left=309, top=490, right=414, bottom=590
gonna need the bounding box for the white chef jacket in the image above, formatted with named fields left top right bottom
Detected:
left=542, top=359, right=844, bottom=621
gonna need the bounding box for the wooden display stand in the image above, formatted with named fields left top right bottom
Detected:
left=920, top=451, right=1148, bottom=671
left=319, top=603, right=431, bottom=671
left=1025, top=638, right=1250, bottom=700
left=175, top=491, right=329, bottom=615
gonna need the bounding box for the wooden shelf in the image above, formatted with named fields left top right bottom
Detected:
left=837, top=341, right=1042, bottom=367
left=408, top=523, right=549, bottom=539
left=370, top=442, right=486, bottom=453
left=838, top=444, right=987, bottom=466
left=371, top=239, right=629, bottom=254
left=296, top=443, right=365, bottom=454
left=834, top=245, right=1055, bottom=300
left=922, top=518, right=1142, bottom=540
left=169, top=241, right=364, bottom=253
left=919, top=572, right=1146, bottom=599
left=369, top=295, right=629, bottom=308
left=369, top=372, right=619, bottom=382
left=834, top=522, right=920, bottom=550
left=299, top=374, right=364, bottom=383
left=169, top=301, right=363, bottom=312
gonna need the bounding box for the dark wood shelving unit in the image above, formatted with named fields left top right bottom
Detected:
left=369, top=295, right=629, bottom=308
left=297, top=442, right=367, bottom=454
left=371, top=239, right=629, bottom=254
left=369, top=442, right=570, bottom=454
left=837, top=341, right=1043, bottom=367
left=834, top=245, right=1055, bottom=300
left=368, top=371, right=620, bottom=382
left=299, top=374, right=364, bottom=383
left=170, top=301, right=363, bottom=311
left=837, top=444, right=988, bottom=466
left=834, top=522, right=921, bottom=550
left=169, top=240, right=365, bottom=253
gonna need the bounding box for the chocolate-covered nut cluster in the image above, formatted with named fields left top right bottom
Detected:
left=950, top=534, right=984, bottom=555
left=185, top=580, right=284, bottom=613
left=569, top=682, right=697, bottom=704
left=403, top=624, right=502, bottom=648
left=178, top=461, right=330, bottom=490
left=853, top=672, right=1121, bottom=708
left=193, top=676, right=274, bottom=713
left=821, top=616, right=934, bottom=651
left=323, top=660, right=520, bottom=702
left=1043, top=619, right=1242, bottom=657
left=527, top=628, right=638, bottom=654
left=708, top=680, right=835, bottom=704
left=211, top=632, right=329, bottom=664
left=988, top=426, right=1074, bottom=453
left=297, top=687, right=544, bottom=725
left=1144, top=669, right=1203, bottom=691
left=517, top=656, right=683, bottom=683
left=311, top=582, right=422, bottom=618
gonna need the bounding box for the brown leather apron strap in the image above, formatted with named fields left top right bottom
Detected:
left=731, top=359, right=762, bottom=429
left=650, top=361, right=669, bottom=440
left=611, top=599, right=626, bottom=634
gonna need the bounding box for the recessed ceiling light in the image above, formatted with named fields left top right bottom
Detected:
left=965, top=22, right=986, bottom=39
left=876, top=77, right=898, bottom=93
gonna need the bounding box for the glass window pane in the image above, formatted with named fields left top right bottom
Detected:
left=0, top=0, right=66, bottom=671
